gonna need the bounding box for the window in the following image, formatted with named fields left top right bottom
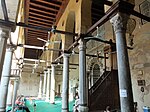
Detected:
left=139, top=0, right=150, bottom=24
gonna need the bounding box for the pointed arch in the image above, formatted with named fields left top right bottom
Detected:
left=63, top=11, right=76, bottom=50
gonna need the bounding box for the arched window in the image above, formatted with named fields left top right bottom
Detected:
left=92, top=64, right=100, bottom=85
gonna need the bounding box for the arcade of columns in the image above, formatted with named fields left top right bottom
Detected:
left=0, top=0, right=141, bottom=112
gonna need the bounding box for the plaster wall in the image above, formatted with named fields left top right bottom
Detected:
left=128, top=0, right=150, bottom=111
left=126, top=0, right=150, bottom=112
left=18, top=72, right=39, bottom=97
left=55, top=65, right=79, bottom=101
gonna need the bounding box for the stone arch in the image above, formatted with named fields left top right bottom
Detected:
left=62, top=11, right=76, bottom=50
left=50, top=33, right=62, bottom=61
left=81, top=0, right=92, bottom=33
left=87, top=58, right=103, bottom=71
left=87, top=57, right=103, bottom=86
left=92, top=63, right=100, bottom=84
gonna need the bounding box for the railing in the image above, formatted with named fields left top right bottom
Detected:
left=89, top=71, right=111, bottom=95
left=88, top=70, right=120, bottom=111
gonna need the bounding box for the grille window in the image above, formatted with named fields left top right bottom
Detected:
left=139, top=0, right=150, bottom=24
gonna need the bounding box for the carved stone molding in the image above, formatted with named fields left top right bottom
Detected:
left=6, top=44, right=17, bottom=52
left=110, top=13, right=129, bottom=33
left=63, top=53, right=70, bottom=58
left=0, top=27, right=11, bottom=39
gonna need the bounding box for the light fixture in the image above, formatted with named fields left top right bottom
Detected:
left=0, top=0, right=20, bottom=31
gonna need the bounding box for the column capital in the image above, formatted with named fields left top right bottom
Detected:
left=63, top=53, right=70, bottom=58
left=110, top=13, right=129, bottom=33
left=40, top=74, right=44, bottom=77
left=78, top=38, right=86, bottom=50
left=10, top=76, right=20, bottom=81
left=44, top=69, right=47, bottom=73
left=0, top=27, right=11, bottom=39
left=51, top=64, right=57, bottom=67
left=6, top=44, right=17, bottom=52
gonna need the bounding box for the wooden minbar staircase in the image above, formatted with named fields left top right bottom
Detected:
left=88, top=70, right=120, bottom=112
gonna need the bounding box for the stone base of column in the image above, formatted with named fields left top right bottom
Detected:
left=6, top=104, right=12, bottom=107
left=79, top=105, right=89, bottom=112
left=41, top=94, right=46, bottom=100
left=50, top=100, right=55, bottom=104
left=45, top=98, right=50, bottom=102
left=0, top=108, right=5, bottom=112
left=61, top=108, right=68, bottom=112
left=38, top=93, right=42, bottom=99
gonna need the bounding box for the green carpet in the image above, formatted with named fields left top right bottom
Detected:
left=25, top=97, right=75, bottom=112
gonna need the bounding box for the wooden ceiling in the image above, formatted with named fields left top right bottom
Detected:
left=24, top=0, right=69, bottom=59
left=24, top=0, right=112, bottom=59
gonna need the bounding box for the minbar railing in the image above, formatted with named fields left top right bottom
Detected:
left=88, top=70, right=120, bottom=111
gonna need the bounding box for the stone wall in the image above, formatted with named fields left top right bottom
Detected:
left=18, top=72, right=39, bottom=97
left=128, top=0, right=150, bottom=111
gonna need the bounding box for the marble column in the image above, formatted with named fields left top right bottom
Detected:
left=110, top=12, right=134, bottom=112
left=50, top=64, right=55, bottom=104
left=62, top=53, right=70, bottom=112
left=78, top=38, right=89, bottom=112
left=42, top=69, right=47, bottom=99
left=0, top=27, right=11, bottom=83
left=6, top=80, right=13, bottom=107
left=38, top=73, right=43, bottom=99
left=45, top=68, right=51, bottom=102
left=0, top=44, right=16, bottom=112
left=11, top=77, right=20, bottom=112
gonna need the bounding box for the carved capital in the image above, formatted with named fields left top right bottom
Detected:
left=110, top=13, right=129, bottom=33
left=0, top=27, right=11, bottom=39
left=6, top=44, right=17, bottom=52
left=63, top=53, right=70, bottom=58
left=78, top=38, right=86, bottom=50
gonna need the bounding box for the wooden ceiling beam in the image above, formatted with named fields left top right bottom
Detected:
left=26, top=37, right=44, bottom=41
left=25, top=27, right=47, bottom=33
left=27, top=31, right=47, bottom=36
left=27, top=33, right=47, bottom=38
left=30, top=2, right=59, bottom=12
left=25, top=42, right=43, bottom=47
left=29, top=16, right=54, bottom=23
left=25, top=38, right=40, bottom=42
left=35, top=0, right=61, bottom=8
left=29, top=12, right=55, bottom=20
left=28, top=18, right=53, bottom=25
left=28, top=33, right=47, bottom=41
left=24, top=0, right=30, bottom=45
left=28, top=22, right=51, bottom=28
left=26, top=37, right=44, bottom=43
left=26, top=39, right=44, bottom=44
left=28, top=19, right=52, bottom=27
left=27, top=33, right=47, bottom=41
left=29, top=7, right=57, bottom=17
left=27, top=29, right=47, bottom=33
left=26, top=39, right=41, bottom=43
